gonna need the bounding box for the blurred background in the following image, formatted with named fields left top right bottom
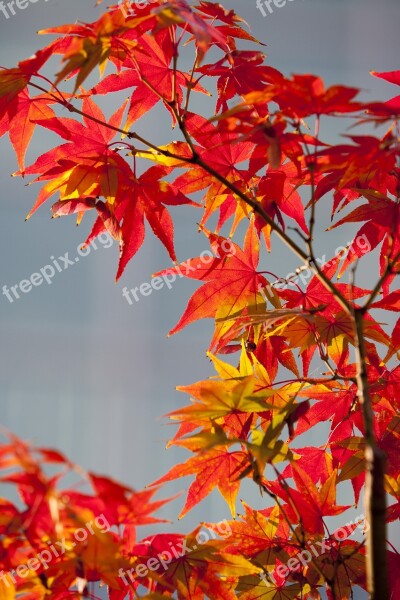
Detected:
left=0, top=1, right=399, bottom=597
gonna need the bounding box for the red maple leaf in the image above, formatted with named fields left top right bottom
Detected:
left=243, top=74, right=362, bottom=119
left=329, top=191, right=400, bottom=288
left=150, top=447, right=249, bottom=517
left=90, top=29, right=208, bottom=127
left=197, top=50, right=282, bottom=113
left=268, top=466, right=350, bottom=534
left=115, top=165, right=191, bottom=279
left=155, top=220, right=267, bottom=339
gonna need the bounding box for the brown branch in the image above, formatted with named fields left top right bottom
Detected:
left=354, top=309, right=388, bottom=600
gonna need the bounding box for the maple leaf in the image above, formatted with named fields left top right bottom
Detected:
left=315, top=135, right=399, bottom=216
left=79, top=531, right=126, bottom=588
left=212, top=107, right=322, bottom=179
left=149, top=1, right=234, bottom=63
left=0, top=89, right=56, bottom=173
left=150, top=448, right=249, bottom=517
left=268, top=467, right=350, bottom=535
left=168, top=345, right=305, bottom=457
left=294, top=381, right=359, bottom=442
left=243, top=74, right=363, bottom=119
left=115, top=165, right=192, bottom=279
left=172, top=113, right=255, bottom=225
left=205, top=503, right=289, bottom=565
left=12, top=97, right=191, bottom=277
left=329, top=191, right=400, bottom=287
left=366, top=70, right=400, bottom=117
left=272, top=259, right=392, bottom=369
left=90, top=29, right=209, bottom=127
left=215, top=303, right=323, bottom=376
left=21, top=96, right=131, bottom=217
left=172, top=376, right=274, bottom=424
left=197, top=50, right=282, bottom=113
left=134, top=527, right=260, bottom=600
left=304, top=540, right=366, bottom=600
left=194, top=0, right=254, bottom=34
left=155, top=220, right=267, bottom=340
left=253, top=167, right=309, bottom=250
left=167, top=345, right=267, bottom=444
left=89, top=474, right=174, bottom=527
left=38, top=10, right=141, bottom=91
left=238, top=575, right=307, bottom=600
left=0, top=43, right=59, bottom=121
left=278, top=257, right=370, bottom=313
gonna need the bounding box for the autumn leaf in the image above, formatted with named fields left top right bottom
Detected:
left=197, top=50, right=282, bottom=113
left=0, top=43, right=59, bottom=121
left=268, top=467, right=350, bottom=535
left=38, top=10, right=141, bottom=91
left=172, top=112, right=255, bottom=226
left=0, top=89, right=57, bottom=173
left=243, top=74, right=362, bottom=118
left=90, top=29, right=209, bottom=127
left=172, top=376, right=275, bottom=423
left=116, top=165, right=192, bottom=279
left=367, top=70, right=400, bottom=116
left=294, top=381, right=358, bottom=442
left=205, top=503, right=288, bottom=563
left=329, top=191, right=400, bottom=284
left=21, top=96, right=131, bottom=218
left=150, top=448, right=250, bottom=517
left=253, top=168, right=309, bottom=251
left=156, top=220, right=267, bottom=339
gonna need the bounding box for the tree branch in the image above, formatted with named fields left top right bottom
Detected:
left=354, top=309, right=388, bottom=600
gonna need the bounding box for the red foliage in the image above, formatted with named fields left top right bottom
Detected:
left=0, top=1, right=399, bottom=598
